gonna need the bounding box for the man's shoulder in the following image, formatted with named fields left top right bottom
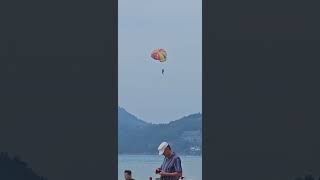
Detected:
left=172, top=153, right=181, bottom=160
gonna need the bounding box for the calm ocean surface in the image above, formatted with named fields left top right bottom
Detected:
left=118, top=155, right=202, bottom=180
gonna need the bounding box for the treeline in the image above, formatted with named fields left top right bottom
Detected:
left=119, top=107, right=202, bottom=155
left=0, top=152, right=47, bottom=180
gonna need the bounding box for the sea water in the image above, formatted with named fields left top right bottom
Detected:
left=118, top=155, right=202, bottom=180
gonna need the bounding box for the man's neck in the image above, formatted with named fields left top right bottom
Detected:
left=165, top=151, right=174, bottom=158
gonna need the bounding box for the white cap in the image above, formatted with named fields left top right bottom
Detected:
left=158, top=142, right=169, bottom=155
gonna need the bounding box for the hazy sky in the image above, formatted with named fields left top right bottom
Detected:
left=118, top=0, right=202, bottom=123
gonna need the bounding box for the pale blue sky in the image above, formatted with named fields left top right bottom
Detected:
left=118, top=0, right=202, bottom=123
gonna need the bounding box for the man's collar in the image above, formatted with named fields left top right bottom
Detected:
left=166, top=152, right=175, bottom=159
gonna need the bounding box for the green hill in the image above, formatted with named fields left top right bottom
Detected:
left=118, top=107, right=202, bottom=155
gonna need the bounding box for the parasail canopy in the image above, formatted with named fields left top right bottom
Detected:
left=151, top=48, right=167, bottom=63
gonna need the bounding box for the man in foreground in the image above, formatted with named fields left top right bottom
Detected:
left=155, top=142, right=183, bottom=180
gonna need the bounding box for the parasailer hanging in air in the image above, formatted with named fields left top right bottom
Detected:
left=151, top=48, right=167, bottom=75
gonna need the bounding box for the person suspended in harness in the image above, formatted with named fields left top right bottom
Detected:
left=162, top=69, right=164, bottom=75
